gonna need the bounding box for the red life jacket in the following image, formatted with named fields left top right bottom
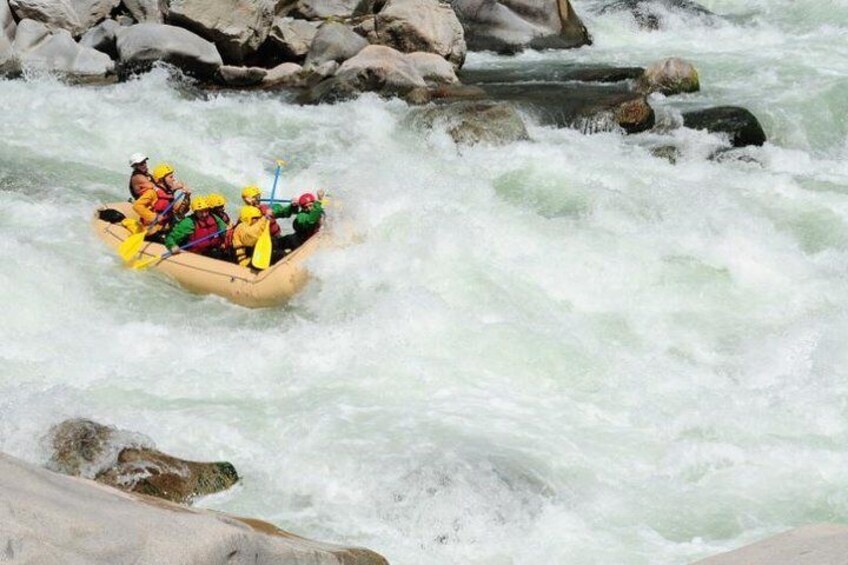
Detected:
left=258, top=204, right=281, bottom=237
left=188, top=214, right=222, bottom=254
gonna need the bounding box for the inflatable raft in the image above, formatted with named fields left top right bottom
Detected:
left=93, top=202, right=327, bottom=308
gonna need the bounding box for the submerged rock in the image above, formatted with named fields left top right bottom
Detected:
left=637, top=57, right=699, bottom=95
left=682, top=106, right=766, bottom=147
left=13, top=18, right=115, bottom=80
left=596, top=0, right=715, bottom=30
left=115, top=23, right=224, bottom=80
left=450, top=0, right=590, bottom=53
left=411, top=100, right=529, bottom=145
left=47, top=418, right=239, bottom=504
left=374, top=0, right=467, bottom=67
left=1, top=452, right=389, bottom=565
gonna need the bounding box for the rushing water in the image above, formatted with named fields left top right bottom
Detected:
left=2, top=1, right=848, bottom=563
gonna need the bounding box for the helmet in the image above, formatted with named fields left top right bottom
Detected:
left=239, top=206, right=262, bottom=223
left=129, top=153, right=148, bottom=167
left=298, top=193, right=316, bottom=207
left=207, top=193, right=227, bottom=208
left=191, top=196, right=210, bottom=212
left=241, top=185, right=261, bottom=201
left=152, top=163, right=175, bottom=182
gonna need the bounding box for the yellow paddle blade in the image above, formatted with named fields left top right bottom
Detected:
left=118, top=231, right=146, bottom=262
left=252, top=224, right=272, bottom=270
left=276, top=159, right=287, bottom=167
left=131, top=254, right=162, bottom=270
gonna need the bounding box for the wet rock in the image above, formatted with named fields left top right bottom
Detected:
left=411, top=100, right=529, bottom=145
left=116, top=23, right=223, bottom=80
left=682, top=106, right=766, bottom=147
left=216, top=64, right=267, bottom=86
left=637, top=57, right=699, bottom=95
left=122, top=0, right=162, bottom=23
left=450, top=0, right=590, bottom=53
left=13, top=18, right=115, bottom=79
left=164, top=0, right=274, bottom=64
left=430, top=82, right=486, bottom=101
left=459, top=64, right=643, bottom=85
left=79, top=17, right=119, bottom=58
left=596, top=0, right=715, bottom=30
left=614, top=95, right=654, bottom=133
left=650, top=144, right=679, bottom=164
left=303, top=21, right=367, bottom=68
left=47, top=418, right=239, bottom=504
left=9, top=0, right=83, bottom=35
left=71, top=0, right=121, bottom=31
left=294, top=0, right=359, bottom=19
left=1, top=452, right=389, bottom=565
left=406, top=51, right=458, bottom=85
left=264, top=16, right=320, bottom=62
left=374, top=0, right=466, bottom=67
left=263, top=61, right=302, bottom=86
left=0, top=0, right=14, bottom=73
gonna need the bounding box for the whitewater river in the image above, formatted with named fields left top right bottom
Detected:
left=2, top=0, right=848, bottom=562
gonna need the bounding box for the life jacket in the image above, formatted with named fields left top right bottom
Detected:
left=128, top=171, right=155, bottom=200
left=188, top=214, right=222, bottom=254
left=147, top=187, right=179, bottom=228
left=258, top=204, right=281, bottom=237
left=223, top=220, right=237, bottom=250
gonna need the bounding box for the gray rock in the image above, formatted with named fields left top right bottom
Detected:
left=122, top=0, right=163, bottom=23
left=9, top=0, right=83, bottom=35
left=294, top=0, right=359, bottom=19
left=71, top=0, right=120, bottom=31
left=596, top=0, right=715, bottom=30
left=79, top=17, right=119, bottom=58
left=406, top=51, right=458, bottom=85
left=164, top=0, right=274, bottom=64
left=694, top=524, right=848, bottom=565
left=637, top=57, right=699, bottom=95
left=263, top=60, right=301, bottom=86
left=215, top=63, right=267, bottom=85
left=116, top=22, right=223, bottom=79
left=13, top=18, right=115, bottom=79
left=0, top=451, right=389, bottom=564
left=374, top=0, right=466, bottom=67
left=303, top=21, right=367, bottom=68
left=1, top=0, right=16, bottom=41
left=450, top=0, right=590, bottom=53
left=266, top=16, right=319, bottom=61
left=411, top=100, right=529, bottom=145
left=682, top=106, right=766, bottom=147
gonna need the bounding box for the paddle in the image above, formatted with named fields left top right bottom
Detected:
left=131, top=226, right=230, bottom=270
left=118, top=192, right=185, bottom=262
left=251, top=160, right=285, bottom=270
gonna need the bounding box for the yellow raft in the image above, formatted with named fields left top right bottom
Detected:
left=92, top=202, right=327, bottom=308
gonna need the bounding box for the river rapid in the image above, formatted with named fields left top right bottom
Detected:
left=2, top=1, right=848, bottom=563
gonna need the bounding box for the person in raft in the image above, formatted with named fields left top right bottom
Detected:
left=207, top=193, right=231, bottom=226
left=240, top=185, right=299, bottom=262
left=132, top=163, right=192, bottom=243
left=278, top=191, right=326, bottom=255
left=164, top=196, right=229, bottom=259
left=128, top=153, right=155, bottom=200
left=232, top=205, right=271, bottom=268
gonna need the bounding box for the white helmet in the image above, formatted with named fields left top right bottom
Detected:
left=129, top=153, right=148, bottom=167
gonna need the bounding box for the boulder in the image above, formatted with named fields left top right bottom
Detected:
left=374, top=0, right=466, bottom=67
left=637, top=57, right=699, bottom=95
left=694, top=524, right=848, bottom=565
left=264, top=16, right=319, bottom=62
left=115, top=23, right=224, bottom=79
left=47, top=418, right=239, bottom=504
left=293, top=0, right=359, bottom=19
left=263, top=60, right=302, bottom=86
left=596, top=0, right=715, bottom=30
left=413, top=100, right=529, bottom=145
left=215, top=63, right=267, bottom=86
left=71, top=0, right=121, bottom=31
left=8, top=0, right=83, bottom=35
left=0, top=0, right=14, bottom=73
left=301, top=44, right=425, bottom=103
left=459, top=64, right=644, bottom=85
left=303, top=21, right=367, bottom=68
left=450, top=0, right=590, bottom=53
left=682, top=106, right=766, bottom=147
left=613, top=95, right=654, bottom=133
left=13, top=18, right=115, bottom=79
left=122, top=0, right=163, bottom=23
left=0, top=452, right=389, bottom=564
left=406, top=51, right=458, bottom=85
left=79, top=17, right=119, bottom=58
left=164, top=0, right=274, bottom=64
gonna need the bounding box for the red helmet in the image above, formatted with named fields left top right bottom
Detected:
left=298, top=193, right=316, bottom=207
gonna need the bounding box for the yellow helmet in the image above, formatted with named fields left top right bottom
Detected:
left=241, top=185, right=261, bottom=201
left=152, top=163, right=175, bottom=182
left=207, top=193, right=227, bottom=208
left=190, top=195, right=210, bottom=212
left=239, top=205, right=262, bottom=223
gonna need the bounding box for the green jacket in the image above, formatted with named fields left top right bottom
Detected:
left=292, top=201, right=324, bottom=236
left=268, top=202, right=297, bottom=218
left=165, top=214, right=227, bottom=249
